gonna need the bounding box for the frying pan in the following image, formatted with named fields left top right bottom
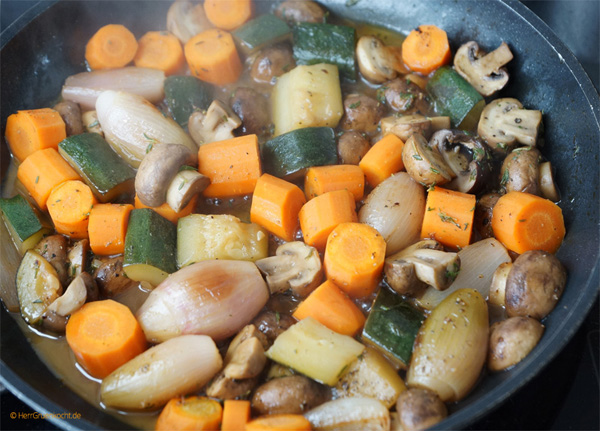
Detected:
left=1, top=1, right=599, bottom=429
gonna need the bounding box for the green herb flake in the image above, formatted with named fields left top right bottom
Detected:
left=32, top=299, right=43, bottom=304
left=275, top=311, right=281, bottom=324
left=439, top=211, right=461, bottom=229
left=445, top=262, right=460, bottom=281
left=178, top=180, right=186, bottom=190
left=500, top=168, right=510, bottom=186
left=413, top=154, right=423, bottom=161
left=88, top=120, right=99, bottom=128
left=518, top=219, right=527, bottom=222
left=427, top=182, right=436, bottom=192
left=430, top=167, right=440, bottom=174
left=427, top=206, right=436, bottom=211
left=348, top=101, right=362, bottom=109
left=146, top=143, right=154, bottom=154
left=35, top=176, right=40, bottom=184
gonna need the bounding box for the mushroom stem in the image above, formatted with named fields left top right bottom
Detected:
left=166, top=170, right=210, bottom=212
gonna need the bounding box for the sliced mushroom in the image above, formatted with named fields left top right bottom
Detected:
left=538, top=161, right=560, bottom=201
left=396, top=388, right=447, bottom=431
left=165, top=169, right=210, bottom=212
left=488, top=261, right=512, bottom=307
left=474, top=193, right=501, bottom=240
left=428, top=116, right=451, bottom=133
left=135, top=143, right=197, bottom=207
left=252, top=310, right=296, bottom=345
left=505, top=250, right=567, bottom=320
left=47, top=273, right=88, bottom=317
left=430, top=129, right=493, bottom=194
left=82, top=110, right=103, bottom=136
left=402, top=133, right=453, bottom=187
left=338, top=131, right=370, bottom=165
left=224, top=324, right=269, bottom=364
left=500, top=147, right=542, bottom=195
left=340, top=94, right=385, bottom=132
left=223, top=336, right=267, bottom=380
left=255, top=241, right=322, bottom=297
left=41, top=310, right=69, bottom=333
left=230, top=87, right=271, bottom=135
left=166, top=0, right=212, bottom=43
left=251, top=44, right=296, bottom=84
left=478, top=98, right=543, bottom=154
left=67, top=238, right=89, bottom=282
left=252, top=375, right=331, bottom=415
left=35, top=235, right=69, bottom=286
left=188, top=100, right=242, bottom=146
left=454, top=41, right=513, bottom=96
left=94, top=256, right=137, bottom=298
left=488, top=316, right=544, bottom=371
left=53, top=100, right=84, bottom=136
left=380, top=78, right=430, bottom=114
left=275, top=0, right=326, bottom=24
left=385, top=240, right=460, bottom=296
left=206, top=372, right=259, bottom=400
left=381, top=115, right=432, bottom=142
left=356, top=35, right=399, bottom=84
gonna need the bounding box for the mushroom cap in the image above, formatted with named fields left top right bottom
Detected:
left=340, top=93, right=385, bottom=132
left=380, top=114, right=432, bottom=142
left=356, top=35, right=398, bottom=84
left=505, top=250, right=567, bottom=319
left=135, top=143, right=197, bottom=207
left=402, top=133, right=453, bottom=186
left=500, top=146, right=542, bottom=195
left=430, top=129, right=493, bottom=194
left=381, top=77, right=430, bottom=114
left=396, top=388, right=447, bottom=431
left=488, top=316, right=544, bottom=371
left=454, top=41, right=513, bottom=97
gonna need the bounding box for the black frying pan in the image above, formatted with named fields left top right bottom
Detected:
left=1, top=1, right=599, bottom=429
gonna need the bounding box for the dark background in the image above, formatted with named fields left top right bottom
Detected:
left=0, top=1, right=598, bottom=430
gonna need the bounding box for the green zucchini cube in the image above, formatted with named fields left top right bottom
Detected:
left=233, top=14, right=291, bottom=55
left=164, top=76, right=213, bottom=128
left=0, top=195, right=51, bottom=254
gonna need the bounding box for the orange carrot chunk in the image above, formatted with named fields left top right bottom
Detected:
left=359, top=133, right=405, bottom=187
left=304, top=165, right=365, bottom=201
left=134, top=31, right=185, bottom=76
left=47, top=180, right=97, bottom=239
left=17, top=148, right=81, bottom=211
left=221, top=400, right=251, bottom=431
left=5, top=108, right=66, bottom=162
left=155, top=396, right=223, bottom=431
left=293, top=279, right=366, bottom=336
left=298, top=189, right=358, bottom=251
left=323, top=222, right=387, bottom=299
left=401, top=24, right=452, bottom=75
left=88, top=203, right=134, bottom=256
left=251, top=173, right=306, bottom=241
left=421, top=186, right=475, bottom=249
left=198, top=134, right=262, bottom=198
left=85, top=24, right=138, bottom=70
left=134, top=194, right=197, bottom=224
left=65, top=299, right=147, bottom=379
left=204, top=0, right=252, bottom=31
left=492, top=191, right=565, bottom=254
left=245, top=414, right=312, bottom=431
left=185, top=29, right=242, bottom=85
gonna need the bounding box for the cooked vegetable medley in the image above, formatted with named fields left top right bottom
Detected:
left=2, top=0, right=569, bottom=429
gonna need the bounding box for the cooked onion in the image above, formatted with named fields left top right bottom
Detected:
left=96, top=90, right=197, bottom=167
left=359, top=173, right=426, bottom=255
left=136, top=260, right=270, bottom=343
left=416, top=238, right=511, bottom=310
left=62, top=67, right=165, bottom=111
left=304, top=397, right=390, bottom=431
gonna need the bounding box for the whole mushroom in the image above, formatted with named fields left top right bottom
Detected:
left=275, top=0, right=325, bottom=24
left=396, top=388, right=447, bottom=431
left=340, top=93, right=385, bottom=133
left=337, top=131, right=370, bottom=165
left=500, top=147, right=542, bottom=195
left=402, top=133, right=453, bottom=187
left=488, top=316, right=544, bottom=371
left=380, top=77, right=430, bottom=114
left=356, top=35, right=401, bottom=84
left=250, top=44, right=295, bottom=84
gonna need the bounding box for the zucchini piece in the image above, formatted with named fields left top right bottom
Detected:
left=272, top=63, right=343, bottom=136
left=164, top=76, right=213, bottom=127
left=59, top=133, right=135, bottom=203
left=262, top=127, right=337, bottom=179
left=0, top=195, right=52, bottom=254
left=123, top=209, right=178, bottom=287
left=293, top=23, right=356, bottom=80
left=177, top=214, right=268, bottom=267
left=266, top=316, right=365, bottom=386
left=16, top=250, right=63, bottom=325
left=233, top=14, right=291, bottom=55
left=362, top=286, right=425, bottom=369
left=426, top=66, right=485, bottom=130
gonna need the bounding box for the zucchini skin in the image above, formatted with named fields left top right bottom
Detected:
left=293, top=23, right=356, bottom=81
left=233, top=14, right=291, bottom=54
left=261, top=127, right=338, bottom=178
left=59, top=133, right=135, bottom=202
left=0, top=195, right=46, bottom=245
left=164, top=76, right=213, bottom=127
left=362, top=286, right=425, bottom=368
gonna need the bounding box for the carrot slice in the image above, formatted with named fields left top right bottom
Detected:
left=250, top=173, right=306, bottom=241
left=359, top=133, right=405, bottom=187
left=421, top=186, right=475, bottom=249
left=198, top=134, right=262, bottom=198
left=298, top=189, right=358, bottom=251
left=401, top=24, right=452, bottom=75
left=65, top=299, right=147, bottom=379
left=204, top=0, right=252, bottom=31
left=85, top=24, right=138, bottom=70
left=184, top=29, right=242, bottom=85
left=293, top=279, right=366, bottom=336
left=47, top=180, right=97, bottom=239
left=323, top=222, right=387, bottom=299
left=17, top=148, right=81, bottom=211
left=134, top=194, right=198, bottom=224
left=5, top=108, right=66, bottom=162
left=245, top=414, right=312, bottom=431
left=492, top=191, right=565, bottom=254
left=221, top=399, right=251, bottom=431
left=88, top=203, right=134, bottom=255
left=155, top=396, right=223, bottom=431
left=304, top=165, right=365, bottom=201
left=134, top=31, right=185, bottom=76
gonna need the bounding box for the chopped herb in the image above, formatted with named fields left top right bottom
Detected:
left=427, top=182, right=436, bottom=192
left=178, top=180, right=186, bottom=190
left=518, top=219, right=527, bottom=222
left=413, top=154, right=423, bottom=161
left=463, top=222, right=469, bottom=230
left=146, top=142, right=153, bottom=154
left=35, top=176, right=40, bottom=184
left=348, top=101, right=362, bottom=109
left=427, top=206, right=435, bottom=211
left=439, top=211, right=461, bottom=229
left=497, top=142, right=508, bottom=150
left=275, top=311, right=281, bottom=323
left=430, top=167, right=440, bottom=174
left=32, top=299, right=43, bottom=304
left=500, top=168, right=510, bottom=186
left=445, top=262, right=460, bottom=281
left=88, top=120, right=99, bottom=128
left=178, top=165, right=196, bottom=172
left=469, top=169, right=477, bottom=181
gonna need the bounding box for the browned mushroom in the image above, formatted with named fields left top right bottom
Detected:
left=275, top=0, right=325, bottom=24
left=53, top=100, right=84, bottom=136
left=500, top=147, right=542, bottom=195
left=454, top=41, right=513, bottom=97
left=380, top=78, right=430, bottom=114
left=35, top=235, right=69, bottom=286
left=402, top=133, right=453, bottom=187
left=488, top=316, right=544, bottom=371
left=340, top=94, right=385, bottom=133
left=337, top=131, right=370, bottom=165
left=252, top=375, right=331, bottom=415
left=396, top=388, right=447, bottom=431
left=251, top=44, right=296, bottom=84
left=230, top=87, right=271, bottom=135
left=474, top=193, right=501, bottom=239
